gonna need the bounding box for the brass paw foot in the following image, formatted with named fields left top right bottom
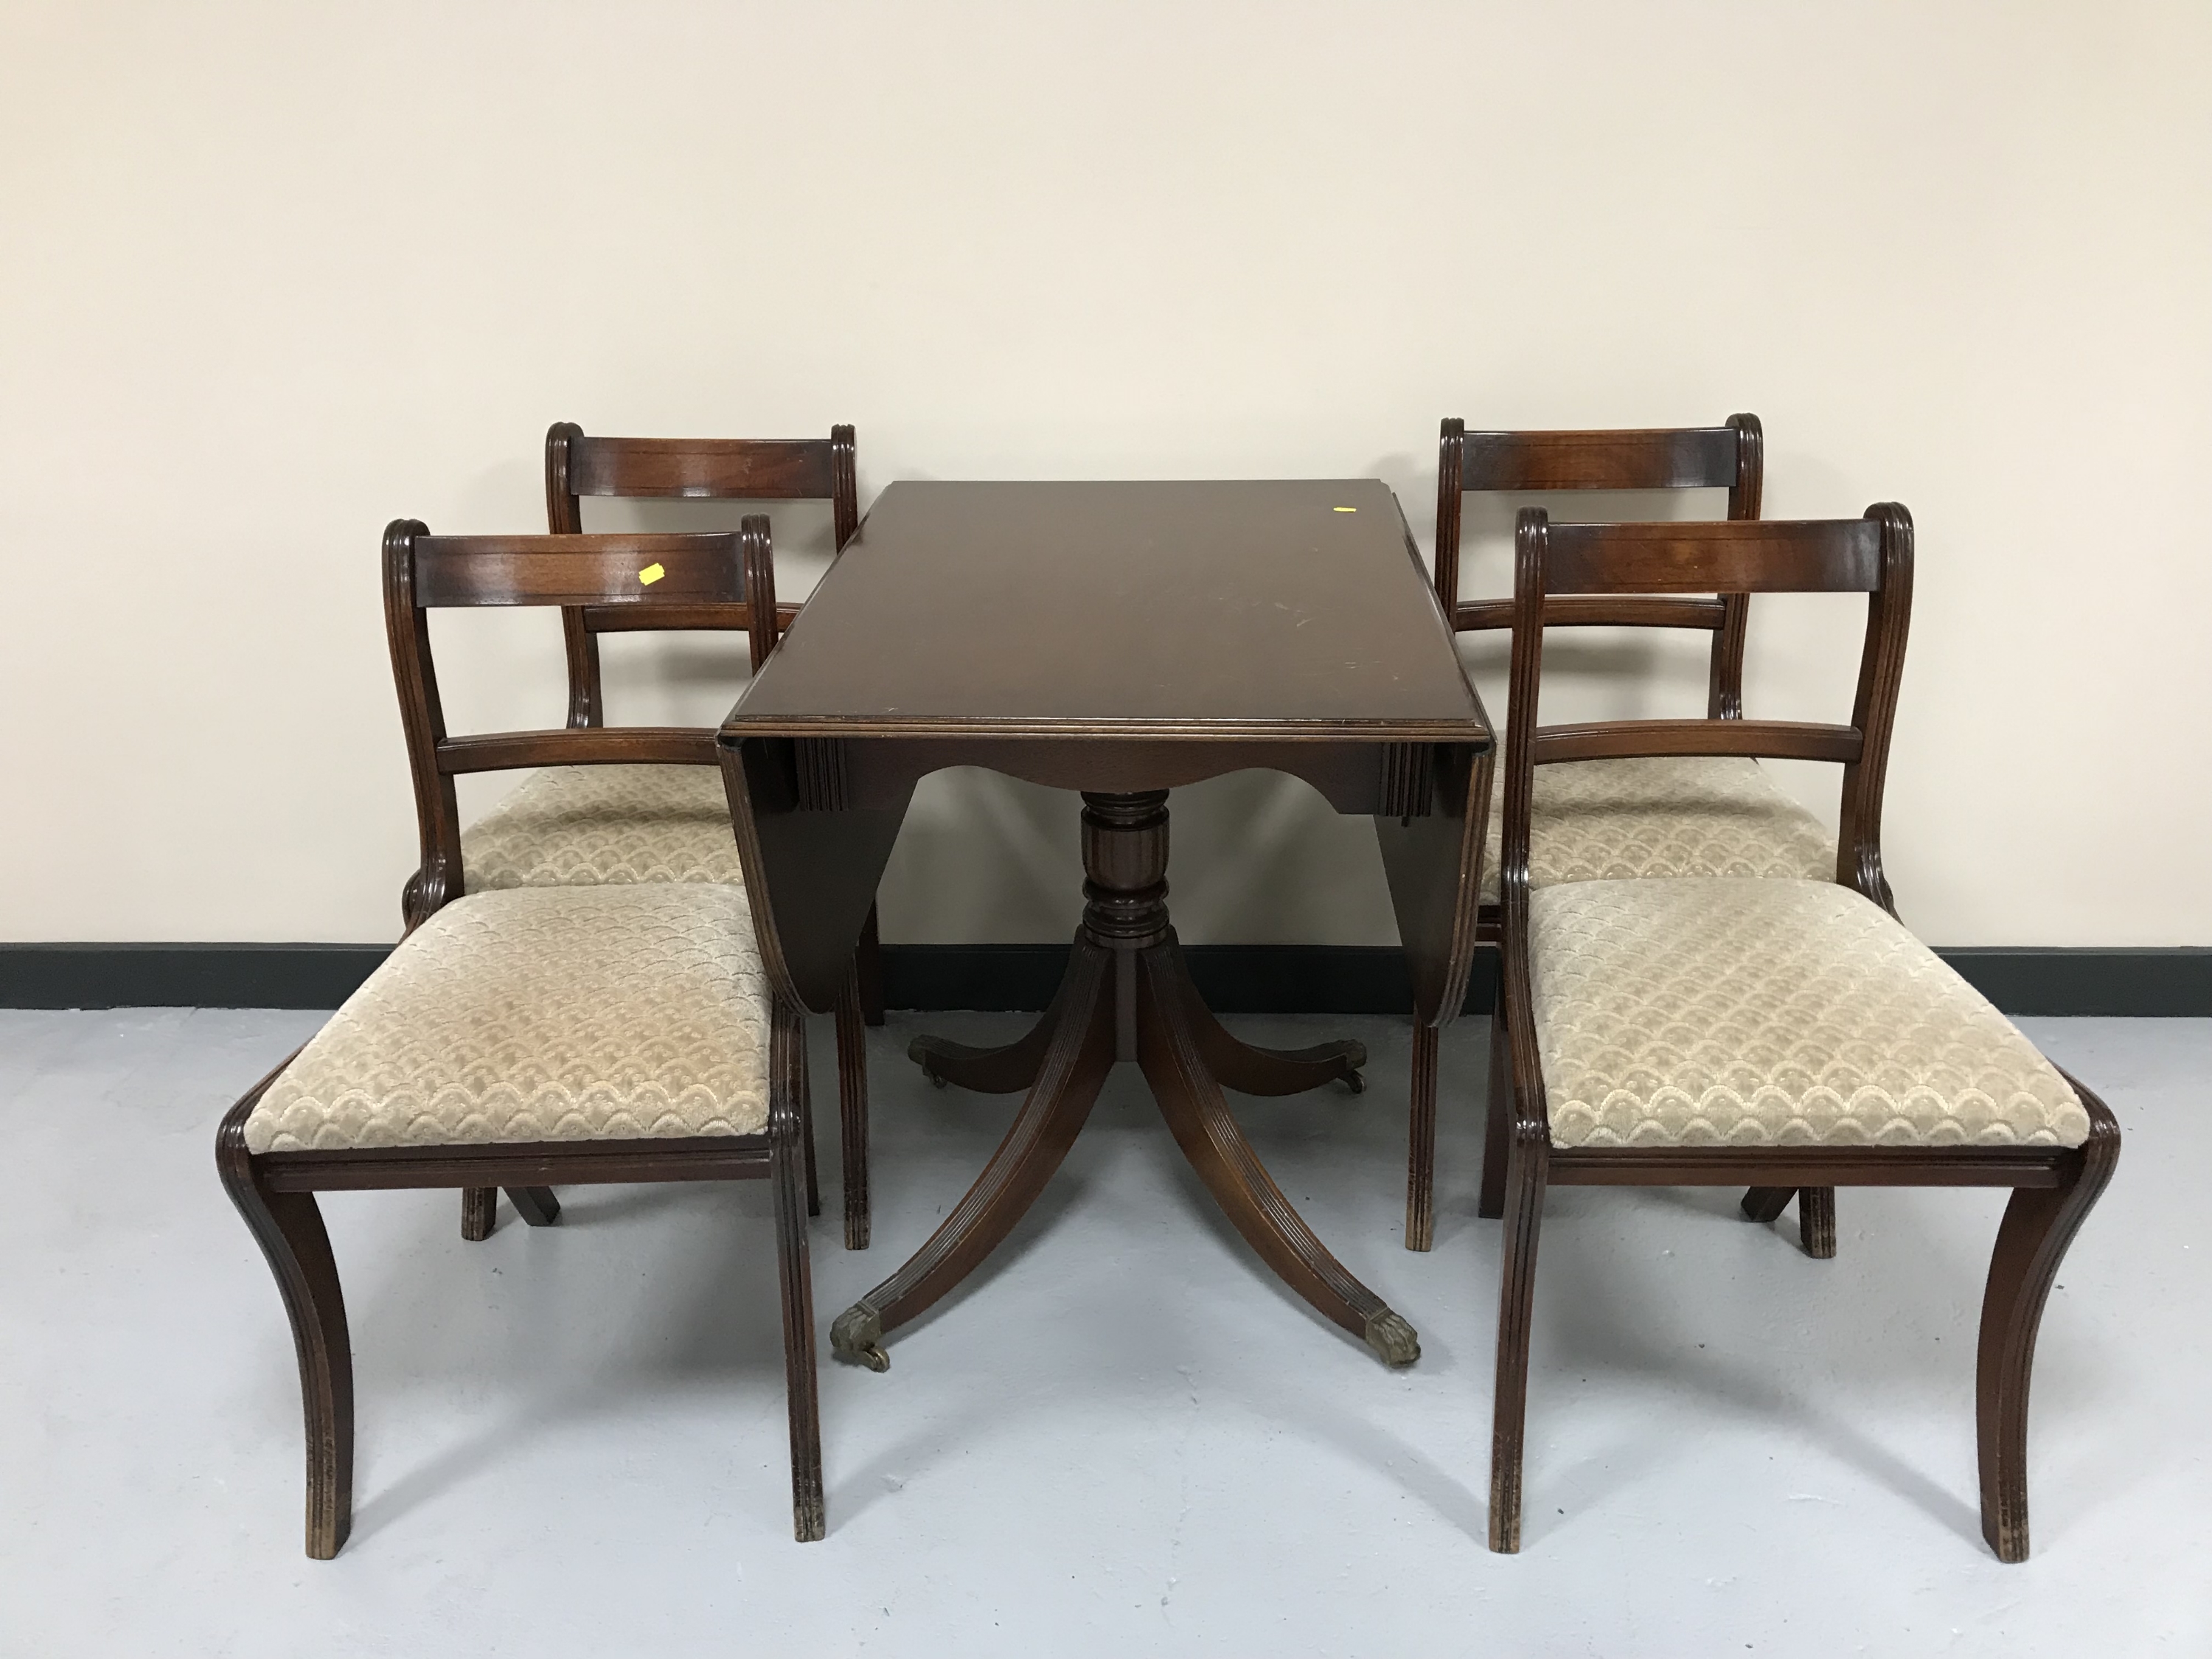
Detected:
left=1363, top=1309, right=1420, bottom=1368
left=906, top=1037, right=950, bottom=1088
left=831, top=1301, right=891, bottom=1371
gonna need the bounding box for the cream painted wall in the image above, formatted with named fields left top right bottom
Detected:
left=3, top=2, right=2208, bottom=948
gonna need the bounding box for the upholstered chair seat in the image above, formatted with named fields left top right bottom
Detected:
left=1480, top=756, right=1836, bottom=904
left=1527, top=877, right=2090, bottom=1151
left=246, top=884, right=770, bottom=1155
left=461, top=764, right=744, bottom=892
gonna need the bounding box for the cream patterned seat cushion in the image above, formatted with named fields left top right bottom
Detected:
left=1480, top=756, right=1835, bottom=904
left=244, top=885, right=770, bottom=1154
left=462, top=764, right=743, bottom=892
left=1528, top=877, right=2089, bottom=1150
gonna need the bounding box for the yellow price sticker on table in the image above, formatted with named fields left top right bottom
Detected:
left=637, top=563, right=666, bottom=585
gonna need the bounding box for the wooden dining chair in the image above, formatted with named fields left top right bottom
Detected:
left=218, top=524, right=824, bottom=1557
left=1405, top=415, right=1838, bottom=1251
left=435, top=425, right=874, bottom=1251
left=407, top=509, right=877, bottom=1249
left=1483, top=505, right=2119, bottom=1559
left=545, top=422, right=885, bottom=1017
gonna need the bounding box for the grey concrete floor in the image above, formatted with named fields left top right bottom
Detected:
left=1, top=1008, right=2206, bottom=1656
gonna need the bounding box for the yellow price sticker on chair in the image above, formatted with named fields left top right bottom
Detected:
left=637, top=563, right=666, bottom=585
left=1333, top=506, right=1357, bottom=512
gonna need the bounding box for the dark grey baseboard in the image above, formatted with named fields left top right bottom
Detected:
left=0, top=944, right=394, bottom=1011
left=1930, top=947, right=2211, bottom=1018
left=3, top=941, right=2204, bottom=1018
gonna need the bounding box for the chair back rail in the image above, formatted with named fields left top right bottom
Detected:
left=568, top=437, right=840, bottom=502
left=414, top=533, right=746, bottom=608
left=1458, top=425, right=1741, bottom=493
left=583, top=600, right=804, bottom=635
left=435, top=729, right=721, bottom=773
left=1437, top=414, right=1761, bottom=717
left=384, top=521, right=779, bottom=928
left=1542, top=518, right=1881, bottom=596
left=546, top=422, right=858, bottom=727
left=1533, top=718, right=1862, bottom=766
left=1497, top=505, right=1913, bottom=922
left=1453, top=595, right=1728, bottom=632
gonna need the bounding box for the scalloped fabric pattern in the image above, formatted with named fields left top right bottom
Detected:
left=244, top=885, right=770, bottom=1153
left=462, top=765, right=743, bottom=892
left=1481, top=756, right=1836, bottom=903
left=1528, top=877, right=2088, bottom=1150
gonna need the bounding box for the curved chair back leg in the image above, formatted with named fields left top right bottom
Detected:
left=1977, top=1096, right=2121, bottom=1562
left=218, top=1108, right=355, bottom=1560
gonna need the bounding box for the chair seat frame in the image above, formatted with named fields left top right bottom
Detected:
left=1489, top=1065, right=2121, bottom=1560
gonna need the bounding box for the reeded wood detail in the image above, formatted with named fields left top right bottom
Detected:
left=741, top=515, right=779, bottom=672
left=769, top=998, right=826, bottom=1542
left=1798, top=1185, right=1837, bottom=1257
left=835, top=967, right=870, bottom=1251
left=796, top=740, right=849, bottom=813
left=1405, top=1023, right=1439, bottom=1251
left=1380, top=742, right=1435, bottom=818
left=459, top=1186, right=496, bottom=1239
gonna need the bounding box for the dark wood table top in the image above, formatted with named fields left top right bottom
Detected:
left=726, top=479, right=1490, bottom=744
